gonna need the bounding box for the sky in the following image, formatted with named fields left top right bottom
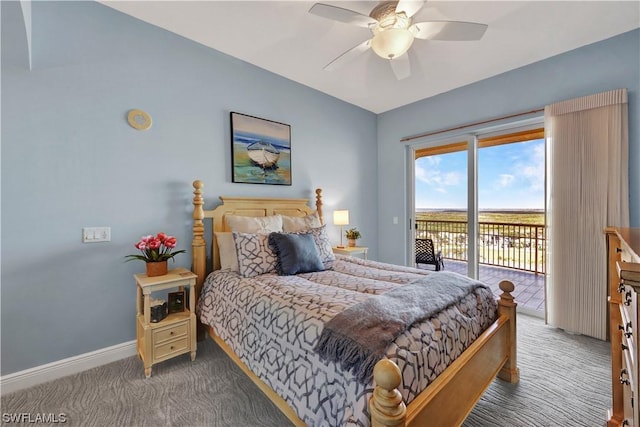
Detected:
left=415, top=139, right=545, bottom=210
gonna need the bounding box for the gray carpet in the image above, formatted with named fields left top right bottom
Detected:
left=463, top=314, right=610, bottom=427
left=2, top=314, right=610, bottom=426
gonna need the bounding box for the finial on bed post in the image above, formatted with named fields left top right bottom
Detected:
left=370, top=359, right=407, bottom=427
left=497, top=280, right=519, bottom=384
left=192, top=180, right=206, bottom=287
left=315, top=188, right=323, bottom=224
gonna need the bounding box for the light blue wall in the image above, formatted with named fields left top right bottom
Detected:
left=0, top=1, right=377, bottom=375
left=377, top=29, right=640, bottom=266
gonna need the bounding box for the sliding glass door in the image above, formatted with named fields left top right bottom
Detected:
left=476, top=132, right=546, bottom=313
left=410, top=122, right=546, bottom=314
left=413, top=136, right=476, bottom=277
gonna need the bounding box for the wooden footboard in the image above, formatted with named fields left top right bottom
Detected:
left=208, top=281, right=518, bottom=427
left=371, top=280, right=519, bottom=427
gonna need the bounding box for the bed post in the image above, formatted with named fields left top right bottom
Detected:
left=370, top=359, right=407, bottom=427
left=315, top=188, right=323, bottom=224
left=192, top=180, right=207, bottom=340
left=497, top=280, right=519, bottom=383
left=192, top=180, right=206, bottom=284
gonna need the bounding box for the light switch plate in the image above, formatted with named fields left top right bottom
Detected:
left=83, top=227, right=111, bottom=243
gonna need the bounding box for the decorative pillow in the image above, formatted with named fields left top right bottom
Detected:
left=282, top=212, right=322, bottom=233
left=215, top=232, right=239, bottom=272
left=233, top=232, right=277, bottom=278
left=298, top=224, right=336, bottom=269
left=268, top=232, right=325, bottom=275
left=226, top=214, right=283, bottom=234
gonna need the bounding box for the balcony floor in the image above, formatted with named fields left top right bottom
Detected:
left=418, top=259, right=545, bottom=317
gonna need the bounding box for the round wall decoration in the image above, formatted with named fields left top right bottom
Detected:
left=127, top=109, right=152, bottom=130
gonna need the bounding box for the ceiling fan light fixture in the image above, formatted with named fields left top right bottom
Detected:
left=371, top=28, right=414, bottom=59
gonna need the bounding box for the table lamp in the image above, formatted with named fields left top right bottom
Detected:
left=333, top=210, right=350, bottom=248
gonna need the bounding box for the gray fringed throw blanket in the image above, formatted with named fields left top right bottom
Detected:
left=314, top=271, right=489, bottom=384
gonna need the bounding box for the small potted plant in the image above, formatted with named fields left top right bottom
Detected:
left=125, top=232, right=186, bottom=277
left=345, top=228, right=361, bottom=247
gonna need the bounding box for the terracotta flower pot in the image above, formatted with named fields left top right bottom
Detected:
left=347, top=239, right=357, bottom=247
left=146, top=260, right=168, bottom=277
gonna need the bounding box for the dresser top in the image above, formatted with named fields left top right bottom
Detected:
left=616, top=228, right=640, bottom=258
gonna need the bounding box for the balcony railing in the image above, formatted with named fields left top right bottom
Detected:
left=415, top=219, right=546, bottom=274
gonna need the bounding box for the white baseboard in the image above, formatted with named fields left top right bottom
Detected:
left=1, top=340, right=137, bottom=395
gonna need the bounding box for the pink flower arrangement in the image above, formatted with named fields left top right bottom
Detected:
left=125, top=232, right=186, bottom=263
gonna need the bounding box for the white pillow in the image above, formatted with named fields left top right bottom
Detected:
left=282, top=212, right=322, bottom=233
left=226, top=214, right=283, bottom=234
left=215, top=232, right=239, bottom=272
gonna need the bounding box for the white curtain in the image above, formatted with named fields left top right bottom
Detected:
left=545, top=88, right=629, bottom=340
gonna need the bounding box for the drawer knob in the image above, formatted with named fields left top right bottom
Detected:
left=622, top=420, right=629, bottom=426
left=617, top=247, right=623, bottom=253
left=170, top=346, right=174, bottom=350
left=619, top=282, right=626, bottom=293
left=170, top=331, right=174, bottom=335
left=624, top=291, right=633, bottom=306
left=619, top=323, right=634, bottom=338
left=622, top=343, right=629, bottom=351
left=620, top=368, right=630, bottom=385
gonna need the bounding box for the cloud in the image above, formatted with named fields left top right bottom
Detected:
left=443, top=171, right=463, bottom=186
left=426, top=156, right=441, bottom=167
left=514, top=141, right=545, bottom=192
left=497, top=174, right=515, bottom=188
left=415, top=159, right=463, bottom=192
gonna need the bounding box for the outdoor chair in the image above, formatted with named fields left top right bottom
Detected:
left=415, top=238, right=445, bottom=271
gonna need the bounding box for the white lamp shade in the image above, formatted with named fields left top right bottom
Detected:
left=333, top=210, right=350, bottom=226
left=371, top=28, right=414, bottom=59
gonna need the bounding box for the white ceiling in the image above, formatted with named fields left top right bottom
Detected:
left=100, top=1, right=640, bottom=114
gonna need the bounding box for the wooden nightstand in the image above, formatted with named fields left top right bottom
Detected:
left=332, top=246, right=368, bottom=260
left=135, top=267, right=197, bottom=378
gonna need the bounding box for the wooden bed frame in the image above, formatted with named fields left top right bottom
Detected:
left=190, top=180, right=519, bottom=427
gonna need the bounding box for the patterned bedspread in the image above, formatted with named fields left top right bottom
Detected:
left=197, top=255, right=497, bottom=427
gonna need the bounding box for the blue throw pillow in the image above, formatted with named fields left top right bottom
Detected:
left=268, top=232, right=325, bottom=275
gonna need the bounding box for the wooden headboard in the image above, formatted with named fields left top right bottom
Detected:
left=191, top=179, right=323, bottom=293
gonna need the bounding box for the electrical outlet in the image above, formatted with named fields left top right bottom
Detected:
left=83, top=227, right=111, bottom=243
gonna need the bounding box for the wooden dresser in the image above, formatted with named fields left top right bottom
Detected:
left=607, top=228, right=640, bottom=427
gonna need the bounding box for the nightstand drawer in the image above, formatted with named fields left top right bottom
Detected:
left=153, top=321, right=189, bottom=344
left=154, top=336, right=189, bottom=361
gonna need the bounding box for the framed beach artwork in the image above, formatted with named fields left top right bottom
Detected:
left=230, top=112, right=292, bottom=185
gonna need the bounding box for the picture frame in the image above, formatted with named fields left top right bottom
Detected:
left=167, top=291, right=185, bottom=314
left=230, top=112, right=291, bottom=185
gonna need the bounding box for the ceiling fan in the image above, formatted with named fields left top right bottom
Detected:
left=309, top=1, right=488, bottom=80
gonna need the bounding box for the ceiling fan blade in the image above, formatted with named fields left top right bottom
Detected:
left=412, top=21, right=488, bottom=41
left=309, top=3, right=377, bottom=28
left=395, top=0, right=426, bottom=18
left=324, top=39, right=372, bottom=71
left=389, top=53, right=411, bottom=80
